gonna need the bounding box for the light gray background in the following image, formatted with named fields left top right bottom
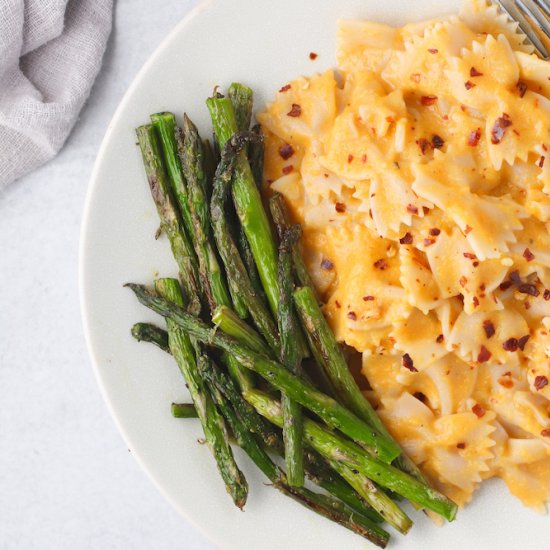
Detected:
left=0, top=1, right=216, bottom=548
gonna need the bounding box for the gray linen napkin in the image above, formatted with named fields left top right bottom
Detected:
left=0, top=0, right=114, bottom=187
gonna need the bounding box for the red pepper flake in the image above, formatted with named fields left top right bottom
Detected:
left=510, top=270, right=521, bottom=285
left=473, top=261, right=479, bottom=267
left=347, top=311, right=357, bottom=321
left=459, top=276, right=468, bottom=288
left=424, top=238, right=436, bottom=247
left=456, top=442, right=466, bottom=449
left=483, top=320, right=495, bottom=339
left=335, top=300, right=341, bottom=309
left=279, top=84, right=291, bottom=92
left=278, top=143, right=295, bottom=160
left=347, top=154, right=354, bottom=163
left=472, top=296, right=480, bottom=308
left=402, top=353, right=417, bottom=372
left=282, top=165, right=294, bottom=175
left=464, top=225, right=473, bottom=234
left=363, top=295, right=375, bottom=301
left=491, top=113, right=512, bottom=144
left=467, top=128, right=481, bottom=147
left=374, top=259, right=389, bottom=270
left=464, top=80, right=475, bottom=90
left=463, top=252, right=476, bottom=259
left=499, top=280, right=513, bottom=291
left=410, top=73, right=421, bottom=83
left=534, top=375, right=548, bottom=391
left=516, top=81, right=528, bottom=98
left=523, top=248, right=535, bottom=262
left=428, top=48, right=438, bottom=54
left=436, top=334, right=444, bottom=344
left=416, top=138, right=432, bottom=154
left=361, top=153, right=367, bottom=163
left=399, top=232, right=413, bottom=245
left=429, top=227, right=441, bottom=236
left=479, top=283, right=486, bottom=292
left=470, top=66, right=483, bottom=77
left=334, top=202, right=346, bottom=213
left=477, top=345, right=492, bottom=363
left=544, top=289, right=550, bottom=300
left=432, top=134, right=445, bottom=149
left=472, top=403, right=486, bottom=418
left=321, top=258, right=334, bottom=270
left=287, top=103, right=302, bottom=117
left=518, top=283, right=540, bottom=297
left=503, top=338, right=519, bottom=352
left=541, top=428, right=550, bottom=437
left=407, top=204, right=419, bottom=214
left=499, top=376, right=514, bottom=388
left=309, top=52, right=318, bottom=60
left=421, top=95, right=438, bottom=106
left=539, top=156, right=545, bottom=168
left=518, top=334, right=530, bottom=350
left=413, top=392, right=427, bottom=402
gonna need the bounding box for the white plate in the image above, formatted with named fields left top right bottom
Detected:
left=80, top=1, right=548, bottom=548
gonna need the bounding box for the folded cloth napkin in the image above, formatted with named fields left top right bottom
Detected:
left=0, top=0, right=113, bottom=187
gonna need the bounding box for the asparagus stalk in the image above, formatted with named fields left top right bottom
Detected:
left=269, top=194, right=319, bottom=298
left=154, top=278, right=247, bottom=508
left=149, top=113, right=195, bottom=249
left=228, top=83, right=253, bottom=134
left=303, top=450, right=384, bottom=524
left=135, top=125, right=201, bottom=315
left=210, top=134, right=280, bottom=355
left=206, top=95, right=280, bottom=315
left=171, top=403, right=199, bottom=418
left=326, top=455, right=412, bottom=534
left=202, top=138, right=216, bottom=199
left=212, top=305, right=269, bottom=356
left=244, top=389, right=457, bottom=522
left=131, top=322, right=169, bottom=353
left=197, top=357, right=389, bottom=548
left=278, top=225, right=305, bottom=487
left=216, top=85, right=263, bottom=310
left=197, top=352, right=280, bottom=449
left=176, top=114, right=233, bottom=313
left=248, top=124, right=264, bottom=189
left=125, top=283, right=400, bottom=463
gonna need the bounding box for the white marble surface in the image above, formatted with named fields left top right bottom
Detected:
left=0, top=1, right=216, bottom=548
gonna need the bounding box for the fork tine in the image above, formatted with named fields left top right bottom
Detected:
left=533, top=0, right=550, bottom=20
left=494, top=0, right=549, bottom=58
left=517, top=0, right=550, bottom=44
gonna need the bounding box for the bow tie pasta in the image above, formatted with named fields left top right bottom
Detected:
left=258, top=0, right=550, bottom=511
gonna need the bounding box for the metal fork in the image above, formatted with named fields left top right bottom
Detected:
left=493, top=0, right=550, bottom=58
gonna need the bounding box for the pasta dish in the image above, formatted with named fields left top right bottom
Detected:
left=259, top=0, right=550, bottom=511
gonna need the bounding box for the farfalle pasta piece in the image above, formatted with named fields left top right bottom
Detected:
left=324, top=223, right=411, bottom=351
left=459, top=0, right=535, bottom=53
left=391, top=309, right=448, bottom=369
left=448, top=308, right=529, bottom=363
left=412, top=161, right=526, bottom=259
left=382, top=17, right=476, bottom=97
left=257, top=70, right=337, bottom=148
left=378, top=393, right=497, bottom=506
left=337, top=19, right=399, bottom=74
left=445, top=34, right=519, bottom=111
left=425, top=227, right=508, bottom=313
left=399, top=245, right=443, bottom=313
